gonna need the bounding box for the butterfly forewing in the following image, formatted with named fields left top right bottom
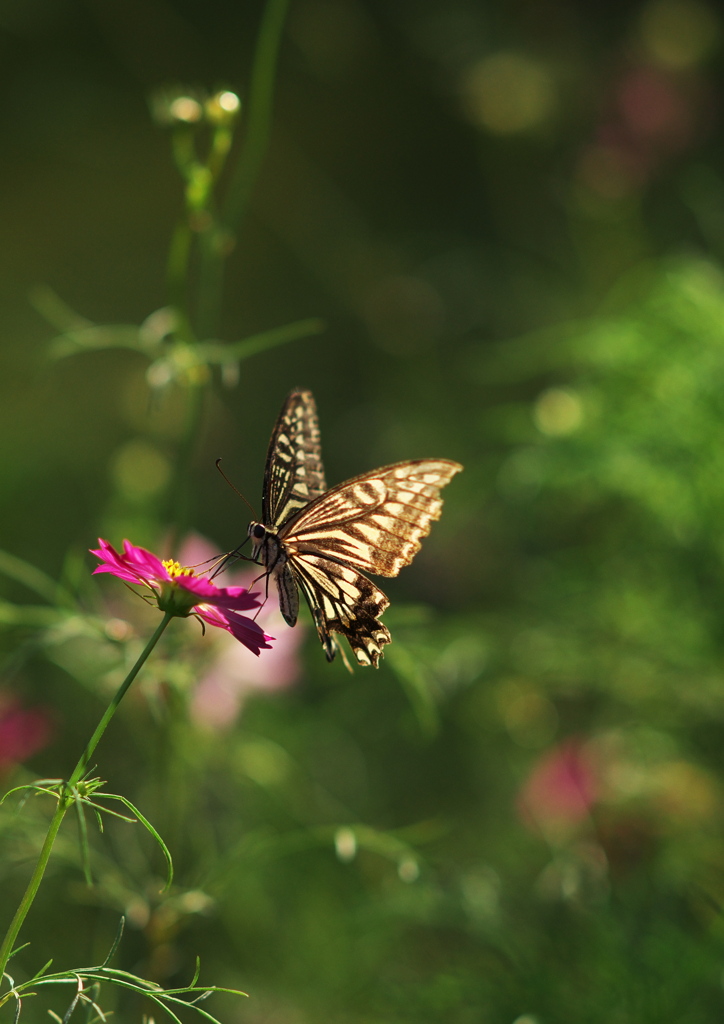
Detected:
left=263, top=389, right=327, bottom=529
left=279, top=460, right=462, bottom=578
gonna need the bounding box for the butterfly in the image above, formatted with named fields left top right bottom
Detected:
left=247, top=389, right=462, bottom=667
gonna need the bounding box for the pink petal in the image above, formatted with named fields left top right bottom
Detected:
left=90, top=538, right=169, bottom=586
left=196, top=605, right=273, bottom=655
left=121, top=540, right=169, bottom=580
left=177, top=575, right=262, bottom=611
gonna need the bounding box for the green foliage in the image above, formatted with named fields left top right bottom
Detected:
left=2, top=919, right=246, bottom=1023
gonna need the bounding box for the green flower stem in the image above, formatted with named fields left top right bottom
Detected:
left=66, top=611, right=174, bottom=788
left=0, top=612, right=174, bottom=979
left=0, top=798, right=65, bottom=984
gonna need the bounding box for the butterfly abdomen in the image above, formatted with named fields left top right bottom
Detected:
left=248, top=521, right=301, bottom=627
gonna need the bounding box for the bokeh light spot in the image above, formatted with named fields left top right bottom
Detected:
left=237, top=739, right=290, bottom=787
left=496, top=678, right=559, bottom=748
left=398, top=857, right=420, bottom=883
left=168, top=96, right=203, bottom=123
left=461, top=52, right=556, bottom=134
left=334, top=827, right=357, bottom=862
left=640, top=0, right=719, bottom=70
left=111, top=440, right=171, bottom=501
left=533, top=388, right=584, bottom=436
left=460, top=867, right=500, bottom=922
left=176, top=890, right=215, bottom=914
left=217, top=90, right=240, bottom=113
left=104, top=617, right=133, bottom=641
left=206, top=90, right=241, bottom=124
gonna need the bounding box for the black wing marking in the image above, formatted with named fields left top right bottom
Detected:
left=289, top=554, right=391, bottom=667
left=262, top=389, right=327, bottom=530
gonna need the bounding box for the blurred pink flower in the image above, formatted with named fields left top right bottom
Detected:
left=617, top=66, right=691, bottom=149
left=178, top=536, right=305, bottom=730
left=517, top=738, right=599, bottom=838
left=577, top=61, right=707, bottom=199
left=91, top=538, right=272, bottom=655
left=0, top=694, right=52, bottom=771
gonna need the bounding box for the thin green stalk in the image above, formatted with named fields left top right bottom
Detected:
left=0, top=612, right=174, bottom=978
left=195, top=123, right=234, bottom=340
left=166, top=219, right=196, bottom=344
left=224, top=0, right=291, bottom=231
left=193, top=0, right=290, bottom=340
left=195, top=219, right=226, bottom=341
left=163, top=382, right=206, bottom=548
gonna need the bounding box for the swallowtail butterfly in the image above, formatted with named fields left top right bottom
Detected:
left=248, top=389, right=462, bottom=667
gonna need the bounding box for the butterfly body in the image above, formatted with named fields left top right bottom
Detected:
left=249, top=390, right=462, bottom=667
left=248, top=522, right=299, bottom=626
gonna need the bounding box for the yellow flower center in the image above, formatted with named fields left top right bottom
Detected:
left=162, top=559, right=196, bottom=578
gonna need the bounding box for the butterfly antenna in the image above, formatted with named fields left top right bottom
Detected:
left=215, top=458, right=257, bottom=519
left=187, top=553, right=225, bottom=570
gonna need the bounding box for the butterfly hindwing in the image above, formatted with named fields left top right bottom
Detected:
left=290, top=553, right=391, bottom=667
left=263, top=389, right=327, bottom=529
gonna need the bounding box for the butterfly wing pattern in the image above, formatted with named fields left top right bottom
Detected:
left=249, top=389, right=462, bottom=667
left=262, top=388, right=328, bottom=528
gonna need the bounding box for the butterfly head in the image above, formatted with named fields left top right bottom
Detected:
left=248, top=521, right=285, bottom=573
left=247, top=521, right=265, bottom=556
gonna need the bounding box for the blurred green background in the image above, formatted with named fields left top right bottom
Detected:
left=4, top=0, right=724, bottom=1020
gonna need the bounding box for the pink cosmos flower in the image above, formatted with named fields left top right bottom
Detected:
left=517, top=738, right=600, bottom=839
left=90, top=538, right=273, bottom=656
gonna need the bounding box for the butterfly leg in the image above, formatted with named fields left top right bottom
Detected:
left=211, top=538, right=255, bottom=579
